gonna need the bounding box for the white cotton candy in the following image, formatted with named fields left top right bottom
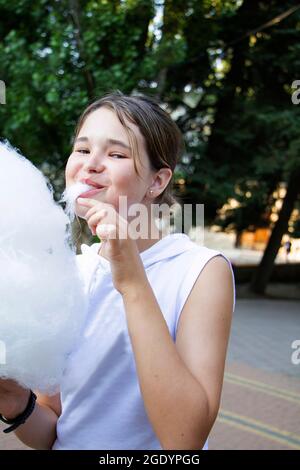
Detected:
left=0, top=140, right=88, bottom=394
left=60, top=181, right=93, bottom=222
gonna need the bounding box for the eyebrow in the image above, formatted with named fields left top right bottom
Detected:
left=73, top=136, right=131, bottom=151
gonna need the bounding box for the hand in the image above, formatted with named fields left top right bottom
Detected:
left=0, top=378, right=30, bottom=420
left=77, top=197, right=148, bottom=295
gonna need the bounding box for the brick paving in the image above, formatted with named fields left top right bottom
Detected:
left=227, top=299, right=300, bottom=377
left=210, top=299, right=300, bottom=450
left=1, top=298, right=299, bottom=450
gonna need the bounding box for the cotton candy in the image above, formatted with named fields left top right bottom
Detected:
left=60, top=181, right=93, bottom=222
left=0, top=140, right=87, bottom=394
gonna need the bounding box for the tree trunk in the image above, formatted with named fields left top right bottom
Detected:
left=205, top=0, right=260, bottom=167
left=251, top=168, right=300, bottom=294
left=154, top=0, right=187, bottom=100
left=68, top=0, right=95, bottom=101
left=235, top=230, right=243, bottom=248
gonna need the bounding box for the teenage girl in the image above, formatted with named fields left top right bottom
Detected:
left=0, top=92, right=234, bottom=450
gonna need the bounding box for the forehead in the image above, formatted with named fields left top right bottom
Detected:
left=78, top=106, right=145, bottom=152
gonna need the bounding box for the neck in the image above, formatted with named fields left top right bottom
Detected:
left=135, top=232, right=163, bottom=254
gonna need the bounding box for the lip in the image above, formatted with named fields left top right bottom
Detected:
left=78, top=188, right=106, bottom=198
left=80, top=178, right=105, bottom=189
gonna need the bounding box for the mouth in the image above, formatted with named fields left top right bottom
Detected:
left=81, top=178, right=105, bottom=189
left=77, top=178, right=107, bottom=198
left=78, top=187, right=106, bottom=198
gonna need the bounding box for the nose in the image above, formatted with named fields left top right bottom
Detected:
left=82, top=151, right=105, bottom=173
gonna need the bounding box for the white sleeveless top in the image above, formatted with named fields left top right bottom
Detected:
left=52, top=233, right=234, bottom=450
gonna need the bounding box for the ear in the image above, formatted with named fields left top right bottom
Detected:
left=149, top=168, right=173, bottom=198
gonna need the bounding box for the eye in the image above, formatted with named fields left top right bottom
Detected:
left=74, top=148, right=90, bottom=154
left=110, top=153, right=127, bottom=159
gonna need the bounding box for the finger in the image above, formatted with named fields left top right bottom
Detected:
left=77, top=198, right=111, bottom=211
left=77, top=198, right=101, bottom=220
left=96, top=224, right=117, bottom=240
left=87, top=206, right=116, bottom=231
left=88, top=209, right=107, bottom=226
left=77, top=199, right=115, bottom=221
left=85, top=207, right=99, bottom=222
left=77, top=197, right=97, bottom=207
left=88, top=210, right=108, bottom=235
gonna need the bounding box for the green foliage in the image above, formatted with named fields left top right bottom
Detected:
left=0, top=0, right=299, bottom=238
left=0, top=0, right=155, bottom=175
left=162, top=0, right=300, bottom=231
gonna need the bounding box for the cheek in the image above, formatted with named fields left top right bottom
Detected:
left=109, top=173, right=145, bottom=210
left=65, top=157, right=81, bottom=184
left=116, top=171, right=145, bottom=197
left=116, top=172, right=134, bottom=188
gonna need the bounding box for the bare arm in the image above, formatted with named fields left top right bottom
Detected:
left=122, top=256, right=233, bottom=450
left=1, top=385, right=61, bottom=450
left=14, top=392, right=60, bottom=450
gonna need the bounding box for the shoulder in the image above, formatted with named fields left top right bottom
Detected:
left=178, top=254, right=234, bottom=325
left=172, top=243, right=234, bottom=296
left=200, top=254, right=234, bottom=283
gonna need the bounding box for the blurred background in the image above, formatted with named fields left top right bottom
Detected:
left=0, top=0, right=299, bottom=450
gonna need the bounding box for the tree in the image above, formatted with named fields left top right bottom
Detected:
left=0, top=0, right=156, bottom=197
left=158, top=0, right=300, bottom=292
left=251, top=168, right=300, bottom=293
left=1, top=0, right=299, bottom=286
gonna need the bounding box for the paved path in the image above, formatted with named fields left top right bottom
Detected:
left=1, top=299, right=299, bottom=450
left=227, top=299, right=300, bottom=377
left=210, top=299, right=300, bottom=449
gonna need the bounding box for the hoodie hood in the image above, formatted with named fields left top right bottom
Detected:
left=81, top=233, right=198, bottom=273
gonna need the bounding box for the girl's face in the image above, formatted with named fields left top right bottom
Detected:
left=65, top=107, right=155, bottom=218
